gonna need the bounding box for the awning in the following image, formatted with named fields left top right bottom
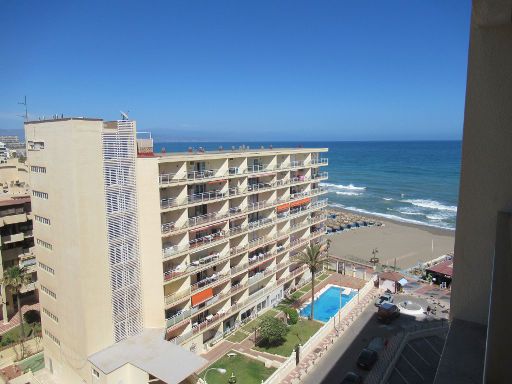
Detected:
left=290, top=197, right=310, bottom=208
left=208, top=179, right=226, bottom=184
left=191, top=288, right=213, bottom=306
left=398, top=278, right=408, bottom=286
left=276, top=203, right=290, bottom=213
left=88, top=328, right=207, bottom=384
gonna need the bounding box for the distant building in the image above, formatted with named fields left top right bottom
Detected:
left=0, top=158, right=36, bottom=324
left=0, top=142, right=10, bottom=162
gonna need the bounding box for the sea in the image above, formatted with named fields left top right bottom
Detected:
left=154, top=141, right=461, bottom=230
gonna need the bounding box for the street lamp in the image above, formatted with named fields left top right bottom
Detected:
left=369, top=248, right=379, bottom=266
left=203, top=367, right=226, bottom=384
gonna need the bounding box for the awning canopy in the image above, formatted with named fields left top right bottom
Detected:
left=89, top=328, right=207, bottom=383
left=398, top=278, right=408, bottom=286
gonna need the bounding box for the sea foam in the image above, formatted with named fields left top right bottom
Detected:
left=402, top=199, right=457, bottom=212
left=321, top=182, right=366, bottom=191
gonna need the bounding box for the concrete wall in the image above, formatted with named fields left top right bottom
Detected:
left=451, top=0, right=512, bottom=326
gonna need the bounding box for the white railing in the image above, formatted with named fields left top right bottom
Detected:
left=187, top=190, right=227, bottom=203
left=187, top=169, right=225, bottom=180
left=188, top=211, right=229, bottom=227
left=159, top=172, right=186, bottom=184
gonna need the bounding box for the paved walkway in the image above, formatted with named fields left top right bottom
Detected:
left=0, top=303, right=40, bottom=335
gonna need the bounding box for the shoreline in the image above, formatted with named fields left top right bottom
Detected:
left=328, top=204, right=455, bottom=236
left=326, top=205, right=455, bottom=269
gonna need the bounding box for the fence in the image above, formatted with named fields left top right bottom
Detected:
left=263, top=279, right=375, bottom=384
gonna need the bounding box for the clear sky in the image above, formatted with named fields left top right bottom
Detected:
left=0, top=0, right=471, bottom=141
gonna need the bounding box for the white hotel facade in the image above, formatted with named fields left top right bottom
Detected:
left=25, top=117, right=328, bottom=384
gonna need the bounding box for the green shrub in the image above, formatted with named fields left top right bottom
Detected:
left=281, top=307, right=298, bottom=325
left=259, top=316, right=288, bottom=346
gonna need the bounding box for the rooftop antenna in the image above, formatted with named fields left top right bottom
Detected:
left=120, top=110, right=130, bottom=120
left=18, top=96, right=28, bottom=121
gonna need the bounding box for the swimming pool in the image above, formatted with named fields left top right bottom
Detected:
left=300, top=286, right=357, bottom=322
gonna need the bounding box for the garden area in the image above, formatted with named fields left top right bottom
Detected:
left=0, top=310, right=42, bottom=348
left=200, top=351, right=276, bottom=384
left=253, top=317, right=322, bottom=357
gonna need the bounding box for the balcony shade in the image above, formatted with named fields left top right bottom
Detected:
left=290, top=197, right=310, bottom=208
left=276, top=203, right=290, bottom=213
left=191, top=288, right=214, bottom=306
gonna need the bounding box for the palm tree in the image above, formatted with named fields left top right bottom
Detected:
left=1, top=266, right=31, bottom=340
left=293, top=243, right=328, bottom=321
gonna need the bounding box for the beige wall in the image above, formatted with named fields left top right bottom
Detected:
left=25, top=119, right=114, bottom=383
left=136, top=157, right=166, bottom=328
left=452, top=1, right=512, bottom=326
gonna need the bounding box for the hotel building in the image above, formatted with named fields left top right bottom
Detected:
left=25, top=117, right=328, bottom=383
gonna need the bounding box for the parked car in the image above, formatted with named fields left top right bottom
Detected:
left=374, top=293, right=393, bottom=307
left=377, top=302, right=400, bottom=323
left=357, top=348, right=378, bottom=370
left=340, top=371, right=363, bottom=383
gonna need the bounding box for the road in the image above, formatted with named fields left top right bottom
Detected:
left=303, top=294, right=443, bottom=384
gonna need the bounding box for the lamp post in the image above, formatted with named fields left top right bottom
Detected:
left=203, top=367, right=226, bottom=384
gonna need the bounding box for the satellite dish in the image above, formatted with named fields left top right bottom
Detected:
left=120, top=110, right=129, bottom=120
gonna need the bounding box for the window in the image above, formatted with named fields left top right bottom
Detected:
left=32, top=190, right=48, bottom=199
left=40, top=284, right=57, bottom=299
left=44, top=329, right=60, bottom=345
left=35, top=215, right=51, bottom=225
left=92, top=368, right=100, bottom=379
left=28, top=141, right=45, bottom=150
left=37, top=238, right=53, bottom=250
left=38, top=261, right=55, bottom=275
left=30, top=165, right=46, bottom=173
left=43, top=307, right=59, bottom=323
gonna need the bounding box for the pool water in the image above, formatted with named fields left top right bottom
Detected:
left=300, top=286, right=357, bottom=322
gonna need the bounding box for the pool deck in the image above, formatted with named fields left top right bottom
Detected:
left=294, top=273, right=369, bottom=309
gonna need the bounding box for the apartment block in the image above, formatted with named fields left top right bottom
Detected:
left=0, top=158, right=36, bottom=324
left=25, top=117, right=328, bottom=384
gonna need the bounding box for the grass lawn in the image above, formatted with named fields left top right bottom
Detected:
left=253, top=319, right=323, bottom=357
left=18, top=352, right=44, bottom=373
left=200, top=351, right=275, bottom=384
left=226, top=330, right=248, bottom=343
left=0, top=323, right=41, bottom=347
left=239, top=309, right=278, bottom=333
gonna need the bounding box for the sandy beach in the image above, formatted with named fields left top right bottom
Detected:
left=327, top=207, right=455, bottom=270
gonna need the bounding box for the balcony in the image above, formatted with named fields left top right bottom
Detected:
left=159, top=172, right=186, bottom=185
left=187, top=169, right=222, bottom=180
left=191, top=271, right=230, bottom=292
left=311, top=171, right=328, bottom=180
left=189, top=231, right=226, bottom=250
left=163, top=251, right=229, bottom=282
left=188, top=211, right=229, bottom=228
left=310, top=158, right=328, bottom=166
left=187, top=190, right=227, bottom=204
left=247, top=164, right=274, bottom=174
left=247, top=217, right=274, bottom=230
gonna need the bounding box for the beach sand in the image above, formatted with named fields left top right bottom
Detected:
left=327, top=208, right=455, bottom=269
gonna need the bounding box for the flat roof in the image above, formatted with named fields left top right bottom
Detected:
left=154, top=147, right=328, bottom=161
left=25, top=117, right=103, bottom=124
left=0, top=196, right=30, bottom=207
left=88, top=328, right=207, bottom=383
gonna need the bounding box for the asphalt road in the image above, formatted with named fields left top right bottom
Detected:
left=303, top=294, right=445, bottom=384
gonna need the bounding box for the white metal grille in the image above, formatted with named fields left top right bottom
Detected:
left=102, top=120, right=143, bottom=342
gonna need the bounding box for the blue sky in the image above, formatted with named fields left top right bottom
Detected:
left=0, top=1, right=471, bottom=141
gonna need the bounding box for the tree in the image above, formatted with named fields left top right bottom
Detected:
left=1, top=266, right=31, bottom=341
left=292, top=243, right=328, bottom=321
left=258, top=316, right=288, bottom=345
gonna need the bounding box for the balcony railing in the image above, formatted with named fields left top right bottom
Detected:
left=188, top=190, right=227, bottom=203
left=311, top=171, right=328, bottom=180
left=162, top=198, right=328, bottom=259
left=310, top=158, right=328, bottom=165
left=188, top=211, right=229, bottom=227
left=187, top=169, right=224, bottom=180
left=163, top=251, right=229, bottom=282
